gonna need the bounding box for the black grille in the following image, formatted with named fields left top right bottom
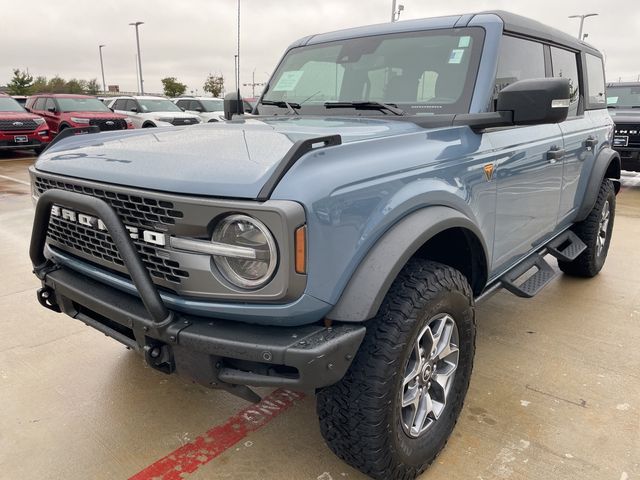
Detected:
left=171, top=117, right=198, bottom=126
left=34, top=176, right=183, bottom=228
left=89, top=118, right=128, bottom=131
left=614, top=123, right=640, bottom=148
left=0, top=119, right=38, bottom=131
left=47, top=215, right=189, bottom=284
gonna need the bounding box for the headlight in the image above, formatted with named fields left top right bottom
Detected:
left=70, top=117, right=91, bottom=124
left=157, top=117, right=174, bottom=123
left=33, top=118, right=46, bottom=126
left=212, top=214, right=277, bottom=289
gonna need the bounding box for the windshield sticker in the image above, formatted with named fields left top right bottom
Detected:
left=606, top=96, right=618, bottom=105
left=458, top=36, right=471, bottom=48
left=448, top=49, right=465, bottom=64
left=273, top=71, right=304, bottom=91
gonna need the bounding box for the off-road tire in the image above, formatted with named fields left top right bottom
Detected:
left=316, top=259, right=476, bottom=480
left=559, top=179, right=615, bottom=277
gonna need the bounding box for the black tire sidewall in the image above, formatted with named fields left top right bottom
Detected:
left=390, top=287, right=475, bottom=467
left=593, top=185, right=615, bottom=271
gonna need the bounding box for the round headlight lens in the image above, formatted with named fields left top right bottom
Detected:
left=212, top=214, right=277, bottom=289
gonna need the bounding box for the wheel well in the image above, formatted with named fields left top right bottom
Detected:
left=605, top=155, right=621, bottom=193
left=142, top=122, right=156, bottom=128
left=412, top=227, right=487, bottom=296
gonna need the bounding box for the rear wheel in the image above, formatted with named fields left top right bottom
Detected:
left=559, top=179, right=615, bottom=277
left=317, top=259, right=476, bottom=480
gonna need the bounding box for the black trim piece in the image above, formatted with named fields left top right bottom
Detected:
left=30, top=189, right=172, bottom=324
left=256, top=134, right=342, bottom=201
left=41, top=125, right=100, bottom=154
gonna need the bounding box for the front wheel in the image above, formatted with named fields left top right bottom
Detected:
left=317, top=260, right=476, bottom=480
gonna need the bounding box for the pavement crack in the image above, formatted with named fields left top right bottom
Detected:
left=525, top=384, right=587, bottom=408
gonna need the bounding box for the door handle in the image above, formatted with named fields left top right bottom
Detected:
left=546, top=147, right=565, bottom=162
left=585, top=136, right=598, bottom=150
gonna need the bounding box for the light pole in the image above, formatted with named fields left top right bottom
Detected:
left=129, top=21, right=144, bottom=94
left=391, top=0, right=404, bottom=22
left=98, top=44, right=106, bottom=94
left=568, top=13, right=598, bottom=40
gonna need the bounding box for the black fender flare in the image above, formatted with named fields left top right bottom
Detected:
left=575, top=147, right=621, bottom=222
left=326, top=206, right=488, bottom=323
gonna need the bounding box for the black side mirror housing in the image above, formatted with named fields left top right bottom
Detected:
left=130, top=107, right=138, bottom=113
left=497, top=78, right=570, bottom=126
left=47, top=107, right=56, bottom=113
left=224, top=92, right=244, bottom=120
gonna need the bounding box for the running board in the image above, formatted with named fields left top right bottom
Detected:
left=546, top=230, right=586, bottom=262
left=500, top=255, right=558, bottom=298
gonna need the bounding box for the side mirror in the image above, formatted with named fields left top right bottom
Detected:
left=194, top=106, right=204, bottom=113
left=130, top=107, right=138, bottom=113
left=47, top=107, right=56, bottom=113
left=497, top=78, right=570, bottom=126
left=224, top=92, right=244, bottom=120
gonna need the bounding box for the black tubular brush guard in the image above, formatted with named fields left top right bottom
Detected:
left=29, top=189, right=365, bottom=402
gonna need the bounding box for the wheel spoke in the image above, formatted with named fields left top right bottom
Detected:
left=402, top=381, right=420, bottom=408
left=411, top=389, right=433, bottom=436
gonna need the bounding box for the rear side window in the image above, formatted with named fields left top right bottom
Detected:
left=495, top=36, right=545, bottom=98
left=550, top=47, right=581, bottom=117
left=585, top=54, right=606, bottom=109
left=33, top=98, right=46, bottom=110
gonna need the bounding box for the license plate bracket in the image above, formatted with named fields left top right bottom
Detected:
left=14, top=135, right=28, bottom=143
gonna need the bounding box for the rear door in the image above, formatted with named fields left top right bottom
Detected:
left=549, top=46, right=597, bottom=225
left=487, top=35, right=564, bottom=270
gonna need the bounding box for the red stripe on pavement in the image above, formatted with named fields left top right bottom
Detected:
left=129, top=389, right=305, bottom=480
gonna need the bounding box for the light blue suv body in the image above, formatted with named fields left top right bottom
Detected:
left=30, top=11, right=619, bottom=401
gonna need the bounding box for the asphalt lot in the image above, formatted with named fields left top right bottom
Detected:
left=0, top=150, right=638, bottom=480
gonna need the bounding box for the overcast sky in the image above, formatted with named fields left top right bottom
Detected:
left=2, top=0, right=639, bottom=96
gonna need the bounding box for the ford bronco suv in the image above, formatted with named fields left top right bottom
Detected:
left=29, top=11, right=619, bottom=479
left=607, top=81, right=640, bottom=171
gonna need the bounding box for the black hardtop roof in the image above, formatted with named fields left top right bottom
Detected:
left=482, top=10, right=602, bottom=57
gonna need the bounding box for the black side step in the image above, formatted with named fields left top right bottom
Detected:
left=500, top=255, right=558, bottom=298
left=546, top=230, right=586, bottom=262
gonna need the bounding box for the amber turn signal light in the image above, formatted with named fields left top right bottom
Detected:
left=295, top=225, right=307, bottom=274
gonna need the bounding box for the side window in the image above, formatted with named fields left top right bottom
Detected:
left=495, top=36, right=545, bottom=98
left=550, top=47, right=580, bottom=116
left=585, top=54, right=606, bottom=109
left=44, top=98, right=56, bottom=111
left=33, top=98, right=45, bottom=110
left=125, top=99, right=138, bottom=111
left=112, top=99, right=123, bottom=110
left=175, top=99, right=188, bottom=109
left=191, top=100, right=202, bottom=111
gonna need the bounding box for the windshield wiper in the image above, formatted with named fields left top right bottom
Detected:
left=260, top=99, right=300, bottom=115
left=324, top=101, right=405, bottom=116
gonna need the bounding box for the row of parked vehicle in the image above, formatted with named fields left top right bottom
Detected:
left=0, top=93, right=233, bottom=154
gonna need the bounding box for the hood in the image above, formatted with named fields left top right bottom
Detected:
left=64, top=111, right=128, bottom=120
left=146, top=111, right=200, bottom=119
left=608, top=108, right=640, bottom=124
left=0, top=111, right=43, bottom=121
left=35, top=116, right=423, bottom=198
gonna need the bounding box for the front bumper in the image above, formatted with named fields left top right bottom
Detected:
left=30, top=189, right=365, bottom=396
left=614, top=148, right=640, bottom=172
left=0, top=133, right=48, bottom=150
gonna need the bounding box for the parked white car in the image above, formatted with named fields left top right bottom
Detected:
left=108, top=96, right=201, bottom=128
left=173, top=97, right=225, bottom=123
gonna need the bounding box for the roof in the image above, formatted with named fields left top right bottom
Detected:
left=295, top=10, right=602, bottom=57
left=607, top=82, right=640, bottom=87
left=30, top=93, right=97, bottom=98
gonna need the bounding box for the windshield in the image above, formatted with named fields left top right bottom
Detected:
left=200, top=99, right=224, bottom=112
left=58, top=97, right=111, bottom=112
left=138, top=98, right=182, bottom=112
left=261, top=27, right=484, bottom=116
left=607, top=86, right=640, bottom=108
left=0, top=97, right=26, bottom=112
